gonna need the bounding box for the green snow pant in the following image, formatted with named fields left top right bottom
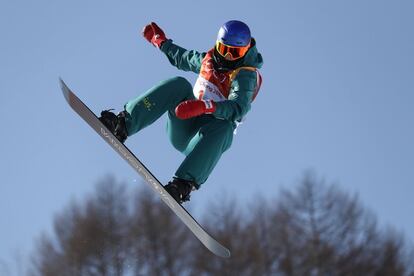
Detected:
left=124, top=76, right=235, bottom=187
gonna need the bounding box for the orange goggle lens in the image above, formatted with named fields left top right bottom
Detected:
left=216, top=41, right=250, bottom=61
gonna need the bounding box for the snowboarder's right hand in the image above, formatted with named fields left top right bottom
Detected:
left=142, top=22, right=167, bottom=48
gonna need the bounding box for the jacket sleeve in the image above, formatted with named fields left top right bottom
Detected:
left=160, top=39, right=205, bottom=73
left=213, top=69, right=257, bottom=122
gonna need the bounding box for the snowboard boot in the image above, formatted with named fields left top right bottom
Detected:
left=99, top=110, right=129, bottom=143
left=164, top=177, right=195, bottom=204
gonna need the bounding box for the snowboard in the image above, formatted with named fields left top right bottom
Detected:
left=59, top=79, right=231, bottom=258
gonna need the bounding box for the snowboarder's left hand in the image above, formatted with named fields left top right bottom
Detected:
left=142, top=22, right=167, bottom=48
left=175, top=100, right=216, bottom=119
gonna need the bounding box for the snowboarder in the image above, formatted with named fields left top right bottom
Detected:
left=99, top=20, right=263, bottom=204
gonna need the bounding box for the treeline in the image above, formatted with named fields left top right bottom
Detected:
left=30, top=173, right=414, bottom=276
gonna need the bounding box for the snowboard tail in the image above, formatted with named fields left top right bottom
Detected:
left=60, top=78, right=230, bottom=258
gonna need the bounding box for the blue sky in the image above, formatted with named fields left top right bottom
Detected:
left=1, top=0, right=413, bottom=272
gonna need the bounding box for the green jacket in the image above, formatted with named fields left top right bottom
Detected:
left=160, top=39, right=263, bottom=123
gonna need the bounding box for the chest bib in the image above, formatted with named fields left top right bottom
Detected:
left=193, top=50, right=232, bottom=102
left=193, top=49, right=262, bottom=103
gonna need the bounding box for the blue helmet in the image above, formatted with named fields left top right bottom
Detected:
left=217, top=20, right=251, bottom=47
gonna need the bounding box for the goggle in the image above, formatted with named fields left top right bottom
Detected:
left=215, top=41, right=250, bottom=61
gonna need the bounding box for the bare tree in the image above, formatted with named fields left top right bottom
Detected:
left=189, top=197, right=252, bottom=275
left=269, top=172, right=380, bottom=275
left=30, top=172, right=414, bottom=276
left=266, top=171, right=414, bottom=276
left=187, top=171, right=414, bottom=276
left=128, top=187, right=193, bottom=276
left=31, top=176, right=130, bottom=276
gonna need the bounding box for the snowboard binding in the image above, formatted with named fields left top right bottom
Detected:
left=164, top=177, right=195, bottom=204
left=99, top=110, right=129, bottom=143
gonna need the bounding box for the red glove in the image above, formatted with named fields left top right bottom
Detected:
left=175, top=100, right=216, bottom=119
left=142, top=22, right=167, bottom=48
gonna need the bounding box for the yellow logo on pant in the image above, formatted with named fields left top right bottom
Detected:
left=143, top=97, right=154, bottom=111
